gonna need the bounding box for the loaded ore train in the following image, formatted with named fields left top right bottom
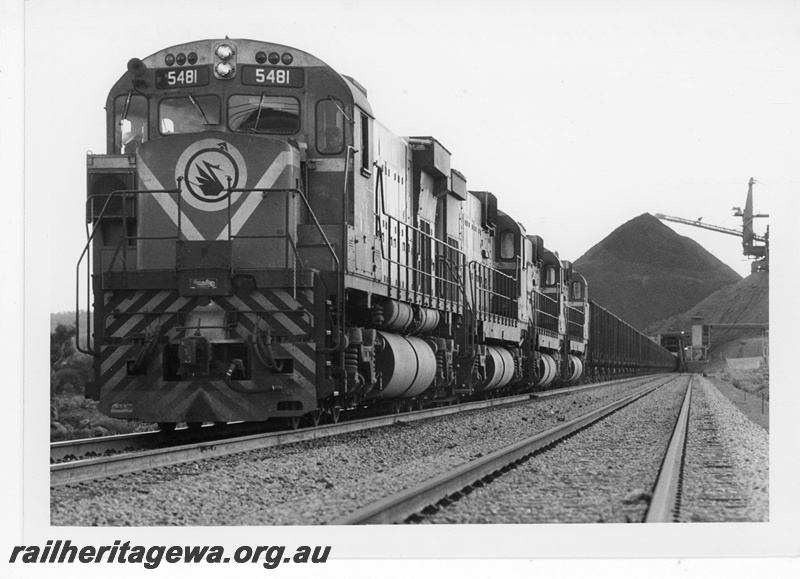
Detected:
left=77, top=39, right=676, bottom=430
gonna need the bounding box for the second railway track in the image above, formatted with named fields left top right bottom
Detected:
left=332, top=375, right=681, bottom=524
left=51, top=376, right=660, bottom=487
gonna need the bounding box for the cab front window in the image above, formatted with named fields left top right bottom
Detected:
left=159, top=95, right=220, bottom=134
left=228, top=94, right=300, bottom=134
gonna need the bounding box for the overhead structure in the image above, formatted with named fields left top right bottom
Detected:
left=653, top=214, right=766, bottom=242
left=655, top=178, right=769, bottom=272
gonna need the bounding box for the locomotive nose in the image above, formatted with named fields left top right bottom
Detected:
left=134, top=132, right=301, bottom=271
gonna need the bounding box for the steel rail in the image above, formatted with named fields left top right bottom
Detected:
left=51, top=431, right=161, bottom=462
left=50, top=422, right=270, bottom=462
left=644, top=375, right=693, bottom=522
left=532, top=373, right=669, bottom=399
left=51, top=374, right=667, bottom=464
left=50, top=393, right=533, bottom=487
left=329, top=376, right=675, bottom=525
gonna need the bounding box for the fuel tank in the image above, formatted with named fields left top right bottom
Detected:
left=567, top=355, right=584, bottom=383
left=535, top=353, right=558, bottom=387
left=372, top=331, right=437, bottom=399
left=477, top=346, right=516, bottom=391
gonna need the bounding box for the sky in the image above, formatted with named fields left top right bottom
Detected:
left=5, top=0, right=800, bottom=569
left=19, top=0, right=796, bottom=313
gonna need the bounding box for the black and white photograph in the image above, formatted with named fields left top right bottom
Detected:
left=3, top=0, right=799, bottom=576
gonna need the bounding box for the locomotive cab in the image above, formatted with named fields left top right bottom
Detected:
left=562, top=263, right=587, bottom=383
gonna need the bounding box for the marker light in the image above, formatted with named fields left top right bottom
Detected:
left=187, top=52, right=198, bottom=64
left=165, top=53, right=175, bottom=66
left=255, top=51, right=267, bottom=64
left=281, top=52, right=293, bottom=65
left=215, top=44, right=235, bottom=60
left=215, top=62, right=235, bottom=78
left=268, top=52, right=280, bottom=64
left=176, top=53, right=186, bottom=65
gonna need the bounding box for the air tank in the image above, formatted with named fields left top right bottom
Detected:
left=413, top=307, right=440, bottom=334
left=382, top=300, right=414, bottom=332
left=381, top=300, right=440, bottom=334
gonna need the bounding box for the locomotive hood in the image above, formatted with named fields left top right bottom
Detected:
left=134, top=133, right=301, bottom=269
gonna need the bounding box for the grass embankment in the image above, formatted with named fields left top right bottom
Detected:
left=719, top=367, right=769, bottom=401
left=51, top=322, right=150, bottom=441
left=51, top=395, right=152, bottom=441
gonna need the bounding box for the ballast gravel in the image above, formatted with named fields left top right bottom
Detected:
left=679, top=377, right=768, bottom=522
left=419, top=376, right=689, bottom=524
left=51, top=379, right=658, bottom=526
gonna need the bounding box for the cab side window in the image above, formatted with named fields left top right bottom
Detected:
left=359, top=112, right=371, bottom=174
left=499, top=231, right=515, bottom=260
left=571, top=281, right=582, bottom=300
left=114, top=93, right=149, bottom=154
left=545, top=266, right=557, bottom=286
left=316, top=99, right=344, bottom=154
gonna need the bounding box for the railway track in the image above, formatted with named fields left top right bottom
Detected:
left=51, top=375, right=664, bottom=488
left=50, top=393, right=532, bottom=487
left=51, top=423, right=258, bottom=462
left=329, top=375, right=677, bottom=524
left=644, top=375, right=693, bottom=522
left=676, top=376, right=768, bottom=522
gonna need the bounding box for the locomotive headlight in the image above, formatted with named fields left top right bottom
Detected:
left=215, top=43, right=235, bottom=60
left=215, top=62, right=235, bottom=78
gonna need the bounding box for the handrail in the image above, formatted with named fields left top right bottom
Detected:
left=226, top=185, right=343, bottom=350
left=438, top=254, right=475, bottom=358
left=77, top=187, right=181, bottom=356
left=566, top=303, right=585, bottom=340
left=224, top=187, right=339, bottom=277
left=376, top=211, right=465, bottom=311
left=532, top=289, right=559, bottom=335
left=78, top=183, right=337, bottom=355
left=468, top=260, right=518, bottom=324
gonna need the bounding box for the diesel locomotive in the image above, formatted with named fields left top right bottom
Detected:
left=77, top=39, right=676, bottom=430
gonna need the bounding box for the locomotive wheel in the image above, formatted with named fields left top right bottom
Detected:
left=327, top=407, right=341, bottom=424
left=158, top=422, right=176, bottom=433
left=306, top=410, right=323, bottom=428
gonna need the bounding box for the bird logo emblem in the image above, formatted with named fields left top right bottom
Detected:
left=183, top=143, right=240, bottom=203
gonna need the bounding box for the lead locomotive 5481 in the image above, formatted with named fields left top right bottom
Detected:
left=77, top=39, right=676, bottom=430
